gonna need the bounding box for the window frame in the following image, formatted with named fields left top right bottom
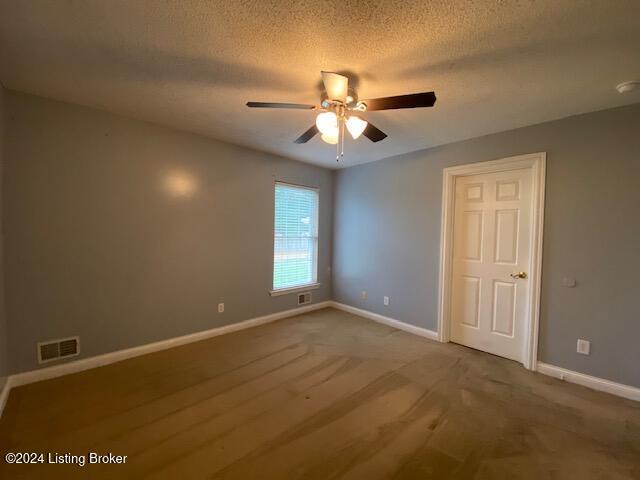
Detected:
left=270, top=181, right=321, bottom=296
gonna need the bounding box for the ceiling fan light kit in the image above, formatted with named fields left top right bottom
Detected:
left=247, top=71, right=437, bottom=161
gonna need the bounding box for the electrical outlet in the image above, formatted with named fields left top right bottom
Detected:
left=383, top=296, right=390, bottom=306
left=361, top=291, right=368, bottom=299
left=218, top=303, right=224, bottom=313
left=577, top=339, right=590, bottom=355
left=562, top=277, right=577, bottom=288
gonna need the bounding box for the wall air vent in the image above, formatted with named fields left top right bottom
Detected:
left=38, top=336, right=80, bottom=364
left=298, top=292, right=312, bottom=305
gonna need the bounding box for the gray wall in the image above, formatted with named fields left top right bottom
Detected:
left=3, top=89, right=639, bottom=390
left=0, top=85, right=8, bottom=389
left=333, top=103, right=640, bottom=388
left=4, top=91, right=333, bottom=374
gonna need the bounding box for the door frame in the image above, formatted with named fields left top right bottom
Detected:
left=437, top=152, right=546, bottom=370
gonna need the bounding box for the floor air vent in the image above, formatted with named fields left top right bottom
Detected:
left=298, top=292, right=312, bottom=305
left=38, top=336, right=80, bottom=364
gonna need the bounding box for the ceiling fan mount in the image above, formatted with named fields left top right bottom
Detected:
left=247, top=71, right=436, bottom=161
left=320, top=87, right=360, bottom=109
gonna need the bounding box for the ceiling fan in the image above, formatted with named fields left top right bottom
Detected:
left=247, top=71, right=436, bottom=161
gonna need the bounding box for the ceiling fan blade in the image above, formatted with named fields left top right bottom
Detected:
left=246, top=102, right=315, bottom=109
left=362, top=92, right=436, bottom=111
left=321, top=71, right=348, bottom=102
left=294, top=125, right=319, bottom=144
left=362, top=122, right=388, bottom=142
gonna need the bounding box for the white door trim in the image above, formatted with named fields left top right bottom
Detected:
left=437, top=152, right=546, bottom=370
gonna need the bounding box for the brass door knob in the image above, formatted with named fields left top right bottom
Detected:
left=510, top=272, right=527, bottom=279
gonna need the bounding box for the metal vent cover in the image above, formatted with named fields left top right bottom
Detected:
left=298, top=292, right=312, bottom=305
left=38, top=336, right=80, bottom=364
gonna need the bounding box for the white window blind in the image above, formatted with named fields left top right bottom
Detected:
left=273, top=183, right=319, bottom=291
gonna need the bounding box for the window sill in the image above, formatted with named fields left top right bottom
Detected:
left=269, top=283, right=321, bottom=297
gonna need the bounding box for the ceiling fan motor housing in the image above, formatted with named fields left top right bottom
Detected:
left=321, top=88, right=359, bottom=108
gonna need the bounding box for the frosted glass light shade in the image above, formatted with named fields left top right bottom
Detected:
left=321, top=131, right=339, bottom=144
left=346, top=116, right=368, bottom=139
left=315, top=112, right=338, bottom=135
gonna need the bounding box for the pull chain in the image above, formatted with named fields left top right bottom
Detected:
left=340, top=118, right=345, bottom=158
left=336, top=123, right=340, bottom=161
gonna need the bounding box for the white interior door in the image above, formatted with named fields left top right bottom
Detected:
left=450, top=168, right=532, bottom=362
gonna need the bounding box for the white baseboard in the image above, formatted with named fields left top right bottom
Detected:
left=330, top=301, right=439, bottom=341
left=537, top=362, right=640, bottom=402
left=0, top=301, right=331, bottom=418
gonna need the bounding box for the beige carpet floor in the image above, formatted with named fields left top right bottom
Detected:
left=1, top=307, right=638, bottom=479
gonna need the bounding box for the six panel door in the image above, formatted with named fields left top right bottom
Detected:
left=450, top=168, right=532, bottom=362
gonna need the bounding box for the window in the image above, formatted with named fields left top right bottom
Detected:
left=272, top=182, right=319, bottom=292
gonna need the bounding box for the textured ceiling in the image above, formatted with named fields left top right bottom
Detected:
left=1, top=1, right=639, bottom=168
